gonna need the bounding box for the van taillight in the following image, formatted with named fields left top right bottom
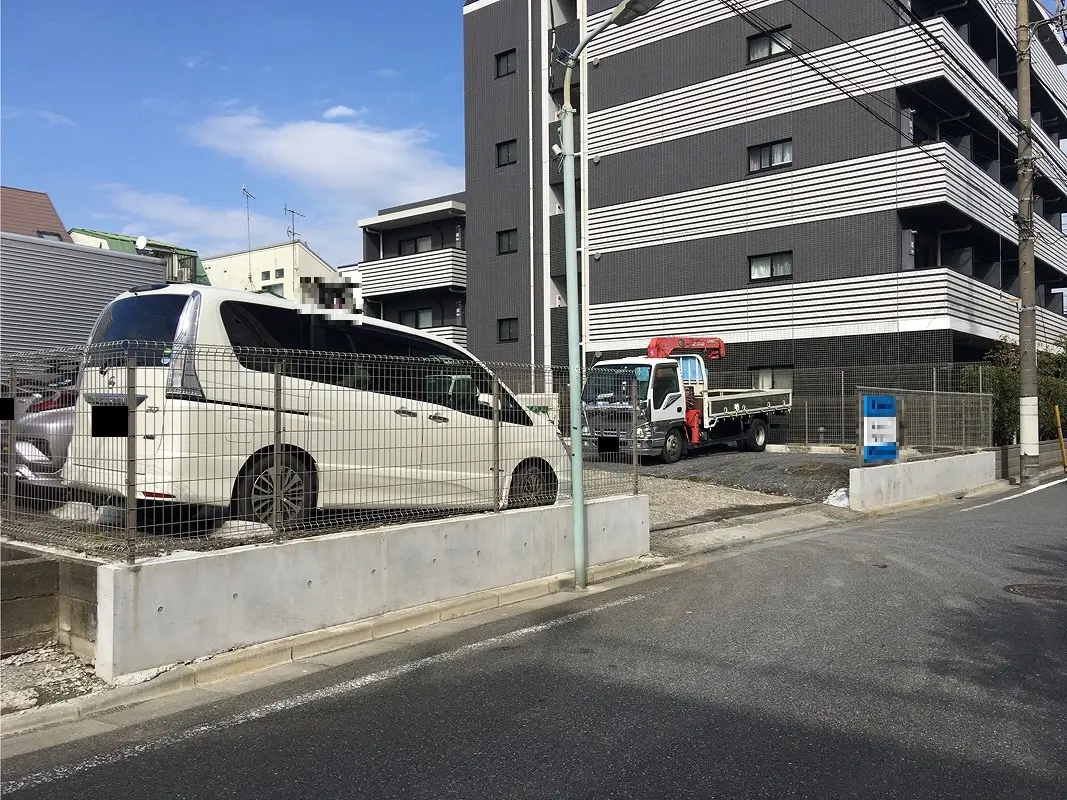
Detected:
left=167, top=292, right=205, bottom=401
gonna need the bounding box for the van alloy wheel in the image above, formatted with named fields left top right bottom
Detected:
left=235, top=452, right=314, bottom=527
left=508, top=462, right=558, bottom=509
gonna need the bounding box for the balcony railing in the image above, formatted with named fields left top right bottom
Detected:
left=361, top=248, right=466, bottom=297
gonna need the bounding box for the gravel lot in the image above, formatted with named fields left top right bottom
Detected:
left=592, top=446, right=852, bottom=504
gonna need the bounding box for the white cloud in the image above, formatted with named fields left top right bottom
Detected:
left=2, top=107, right=75, bottom=127
left=373, top=68, right=401, bottom=79
left=183, top=56, right=203, bottom=69
left=322, top=105, right=360, bottom=120
left=98, top=184, right=363, bottom=266
left=189, top=109, right=463, bottom=202
left=94, top=107, right=462, bottom=267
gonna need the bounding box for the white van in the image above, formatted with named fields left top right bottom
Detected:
left=63, top=284, right=568, bottom=524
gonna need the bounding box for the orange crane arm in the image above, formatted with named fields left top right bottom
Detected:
left=646, top=336, right=726, bottom=360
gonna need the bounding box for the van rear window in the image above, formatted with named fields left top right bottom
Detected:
left=88, top=294, right=190, bottom=366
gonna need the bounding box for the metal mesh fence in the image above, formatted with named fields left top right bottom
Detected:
left=855, top=386, right=993, bottom=456
left=704, top=362, right=996, bottom=447
left=1, top=344, right=637, bottom=561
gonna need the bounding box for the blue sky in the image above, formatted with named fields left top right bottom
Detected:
left=1, top=0, right=465, bottom=265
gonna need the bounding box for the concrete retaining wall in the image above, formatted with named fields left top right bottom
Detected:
left=848, top=452, right=997, bottom=512
left=95, top=495, right=649, bottom=682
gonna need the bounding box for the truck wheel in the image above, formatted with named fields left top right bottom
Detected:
left=743, top=419, right=768, bottom=453
left=660, top=428, right=685, bottom=464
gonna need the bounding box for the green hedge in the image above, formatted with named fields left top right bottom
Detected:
left=960, top=337, right=1067, bottom=446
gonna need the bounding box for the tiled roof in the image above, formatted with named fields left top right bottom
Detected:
left=0, top=186, right=72, bottom=242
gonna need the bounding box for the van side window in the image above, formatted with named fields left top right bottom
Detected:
left=220, top=301, right=309, bottom=373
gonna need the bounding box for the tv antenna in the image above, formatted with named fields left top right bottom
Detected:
left=242, top=185, right=256, bottom=290
left=284, top=204, right=305, bottom=293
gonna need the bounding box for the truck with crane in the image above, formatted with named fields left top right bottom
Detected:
left=581, top=336, right=792, bottom=464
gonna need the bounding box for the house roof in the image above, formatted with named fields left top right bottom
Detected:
left=0, top=186, right=72, bottom=242
left=202, top=239, right=336, bottom=270
left=68, top=228, right=200, bottom=257
left=68, top=228, right=209, bottom=284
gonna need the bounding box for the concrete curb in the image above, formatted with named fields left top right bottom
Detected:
left=0, top=555, right=652, bottom=739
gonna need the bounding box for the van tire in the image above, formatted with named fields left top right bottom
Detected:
left=660, top=428, right=685, bottom=464
left=742, top=418, right=768, bottom=453
left=233, top=451, right=315, bottom=527
left=507, top=460, right=558, bottom=509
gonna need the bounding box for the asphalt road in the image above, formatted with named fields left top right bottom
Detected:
left=4, top=479, right=1065, bottom=799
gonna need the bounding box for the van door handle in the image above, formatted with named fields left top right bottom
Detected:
left=428, top=413, right=449, bottom=424
left=394, top=407, right=418, bottom=418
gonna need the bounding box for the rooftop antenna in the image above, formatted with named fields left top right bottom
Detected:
left=284, top=203, right=305, bottom=298
left=242, top=185, right=256, bottom=290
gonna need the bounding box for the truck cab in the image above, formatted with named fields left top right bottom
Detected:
left=581, top=336, right=792, bottom=463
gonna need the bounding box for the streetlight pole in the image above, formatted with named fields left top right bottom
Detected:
left=557, top=0, right=662, bottom=589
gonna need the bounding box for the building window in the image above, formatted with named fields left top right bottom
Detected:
left=261, top=271, right=271, bottom=281
left=498, top=317, right=519, bottom=342
left=749, top=251, right=793, bottom=281
left=496, top=49, right=517, bottom=78
left=275, top=268, right=284, bottom=279
left=497, top=229, right=519, bottom=255
left=37, top=230, right=63, bottom=241
left=262, top=283, right=285, bottom=297
left=399, top=235, right=433, bottom=256
left=747, top=27, right=791, bottom=63
left=748, top=139, right=793, bottom=173
left=496, top=139, right=518, bottom=167
left=399, top=308, right=434, bottom=329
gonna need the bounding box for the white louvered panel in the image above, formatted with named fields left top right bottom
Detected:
left=975, top=0, right=1067, bottom=120
left=423, top=326, right=468, bottom=348
left=588, top=271, right=954, bottom=347
left=586, top=0, right=783, bottom=61
left=940, top=146, right=1067, bottom=272
left=587, top=269, right=1066, bottom=350
left=587, top=23, right=944, bottom=157
left=359, top=249, right=466, bottom=298
left=936, top=23, right=1067, bottom=194
left=587, top=146, right=949, bottom=253
left=0, top=233, right=166, bottom=356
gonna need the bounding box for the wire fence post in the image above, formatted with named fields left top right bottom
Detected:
left=630, top=379, right=640, bottom=495
left=5, top=365, right=17, bottom=513
left=125, top=355, right=138, bottom=564
left=804, top=400, right=809, bottom=446
left=840, top=371, right=846, bottom=445
left=272, top=360, right=283, bottom=542
left=492, top=373, right=502, bottom=509
left=931, top=367, right=938, bottom=454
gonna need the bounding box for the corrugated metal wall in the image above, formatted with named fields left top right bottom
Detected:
left=0, top=233, right=165, bottom=355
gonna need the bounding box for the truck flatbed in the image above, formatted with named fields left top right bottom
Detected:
left=701, top=389, right=793, bottom=423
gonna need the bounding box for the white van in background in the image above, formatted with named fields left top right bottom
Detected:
left=63, top=284, right=568, bottom=524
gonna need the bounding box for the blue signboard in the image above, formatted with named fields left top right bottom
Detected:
left=862, top=394, right=898, bottom=464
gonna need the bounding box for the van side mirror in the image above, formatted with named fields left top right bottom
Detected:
left=477, top=392, right=497, bottom=409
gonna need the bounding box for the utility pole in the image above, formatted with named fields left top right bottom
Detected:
left=1016, top=0, right=1039, bottom=485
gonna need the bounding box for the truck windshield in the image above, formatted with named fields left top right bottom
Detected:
left=582, top=365, right=650, bottom=404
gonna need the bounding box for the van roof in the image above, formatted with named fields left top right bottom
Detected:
left=113, top=283, right=441, bottom=345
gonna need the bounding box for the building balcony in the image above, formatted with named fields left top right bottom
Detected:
left=422, top=325, right=468, bottom=348
left=360, top=248, right=466, bottom=298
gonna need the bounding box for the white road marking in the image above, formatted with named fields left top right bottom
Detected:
left=2, top=591, right=657, bottom=793
left=961, top=476, right=1067, bottom=512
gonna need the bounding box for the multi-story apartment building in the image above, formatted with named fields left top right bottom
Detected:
left=461, top=0, right=1067, bottom=380
left=352, top=193, right=468, bottom=347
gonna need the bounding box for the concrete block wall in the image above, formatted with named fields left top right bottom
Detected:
left=0, top=546, right=98, bottom=659
left=95, top=495, right=650, bottom=682
left=1, top=550, right=58, bottom=656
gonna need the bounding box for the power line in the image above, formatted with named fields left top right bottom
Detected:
left=718, top=0, right=1017, bottom=219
